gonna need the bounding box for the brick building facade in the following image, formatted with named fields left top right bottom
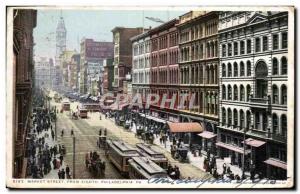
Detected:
left=12, top=9, right=37, bottom=178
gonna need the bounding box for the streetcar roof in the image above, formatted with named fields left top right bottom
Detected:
left=107, top=140, right=139, bottom=156
left=136, top=143, right=165, bottom=157
left=129, top=157, right=166, bottom=176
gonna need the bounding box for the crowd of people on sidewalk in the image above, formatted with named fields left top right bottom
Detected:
left=25, top=107, right=72, bottom=179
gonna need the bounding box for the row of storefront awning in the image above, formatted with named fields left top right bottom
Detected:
left=139, top=113, right=167, bottom=124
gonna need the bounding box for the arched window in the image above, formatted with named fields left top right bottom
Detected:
left=272, top=58, right=278, bottom=75
left=247, top=61, right=251, bottom=76
left=222, top=85, right=226, bottom=100
left=240, top=85, right=245, bottom=101
left=233, top=62, right=238, bottom=77
left=246, top=110, right=251, bottom=129
left=222, top=63, right=226, bottom=77
left=222, top=108, right=226, bottom=125
left=281, top=57, right=287, bottom=75
left=281, top=85, right=287, bottom=105
left=273, top=114, right=279, bottom=134
left=228, top=85, right=232, bottom=100
left=233, top=85, right=238, bottom=100
left=272, top=85, right=279, bottom=104
left=246, top=85, right=251, bottom=102
left=227, top=108, right=232, bottom=127
left=240, top=61, right=245, bottom=76
left=233, top=109, right=238, bottom=128
left=281, top=114, right=287, bottom=137
left=228, top=63, right=232, bottom=77
left=240, top=110, right=245, bottom=129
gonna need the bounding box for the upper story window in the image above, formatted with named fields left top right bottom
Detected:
left=247, top=39, right=251, bottom=54
left=222, top=44, right=226, bottom=57
left=272, top=58, right=279, bottom=75
left=282, top=32, right=288, bottom=49
left=228, top=43, right=232, bottom=56
left=255, top=37, right=261, bottom=52
left=240, top=41, right=245, bottom=55
left=273, top=34, right=279, bottom=50
left=281, top=57, right=287, bottom=75
left=263, top=36, right=268, bottom=51
left=234, top=42, right=238, bottom=56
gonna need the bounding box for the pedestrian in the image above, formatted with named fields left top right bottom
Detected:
left=99, top=129, right=102, bottom=136
left=51, top=130, right=55, bottom=140
left=58, top=170, right=61, bottom=179
left=66, top=165, right=70, bottom=179
left=61, top=168, right=66, bottom=179
left=71, top=129, right=74, bottom=136
left=222, top=163, right=226, bottom=175
left=104, top=128, right=107, bottom=136
left=52, top=158, right=57, bottom=169
left=59, top=154, right=64, bottom=166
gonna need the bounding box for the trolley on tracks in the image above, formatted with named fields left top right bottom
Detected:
left=106, top=139, right=139, bottom=176
left=128, top=157, right=169, bottom=179
left=136, top=143, right=168, bottom=170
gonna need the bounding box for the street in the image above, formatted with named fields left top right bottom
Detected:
left=50, top=92, right=211, bottom=179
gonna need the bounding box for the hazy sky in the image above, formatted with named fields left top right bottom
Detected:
left=33, top=9, right=186, bottom=59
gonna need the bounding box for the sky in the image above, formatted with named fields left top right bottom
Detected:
left=33, top=9, right=186, bottom=59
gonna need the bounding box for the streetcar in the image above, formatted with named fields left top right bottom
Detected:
left=78, top=108, right=88, bottom=118
left=61, top=101, right=70, bottom=111
left=106, top=139, right=139, bottom=176
left=80, top=103, right=100, bottom=112
left=128, top=157, right=169, bottom=179
left=136, top=143, right=168, bottom=170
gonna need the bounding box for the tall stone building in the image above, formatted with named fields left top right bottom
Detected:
left=55, top=16, right=66, bottom=67
left=149, top=19, right=180, bottom=122
left=177, top=11, right=219, bottom=152
left=131, top=31, right=151, bottom=105
left=34, top=57, right=51, bottom=88
left=12, top=9, right=37, bottom=178
left=218, top=11, right=288, bottom=179
left=111, top=27, right=144, bottom=94
left=79, top=38, right=113, bottom=94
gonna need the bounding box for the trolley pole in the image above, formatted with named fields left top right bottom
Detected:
left=73, top=136, right=76, bottom=179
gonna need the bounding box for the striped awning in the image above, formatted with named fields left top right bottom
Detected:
left=167, top=122, right=203, bottom=133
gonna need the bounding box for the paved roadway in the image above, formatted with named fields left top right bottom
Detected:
left=50, top=93, right=211, bottom=180
left=51, top=99, right=123, bottom=179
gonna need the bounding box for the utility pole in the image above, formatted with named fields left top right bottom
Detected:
left=242, top=126, right=247, bottom=179
left=73, top=136, right=76, bottom=179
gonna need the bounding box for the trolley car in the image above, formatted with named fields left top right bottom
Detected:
left=128, top=157, right=169, bottom=179
left=61, top=101, right=70, bottom=111
left=106, top=140, right=139, bottom=175
left=81, top=103, right=100, bottom=112
left=78, top=108, right=88, bottom=118
left=136, top=143, right=168, bottom=170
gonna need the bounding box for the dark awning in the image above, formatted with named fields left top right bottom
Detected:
left=264, top=158, right=287, bottom=170
left=167, top=122, right=203, bottom=133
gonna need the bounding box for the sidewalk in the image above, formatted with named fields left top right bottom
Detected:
left=28, top=111, right=71, bottom=179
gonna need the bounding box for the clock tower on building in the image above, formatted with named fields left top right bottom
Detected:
left=55, top=15, right=66, bottom=66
